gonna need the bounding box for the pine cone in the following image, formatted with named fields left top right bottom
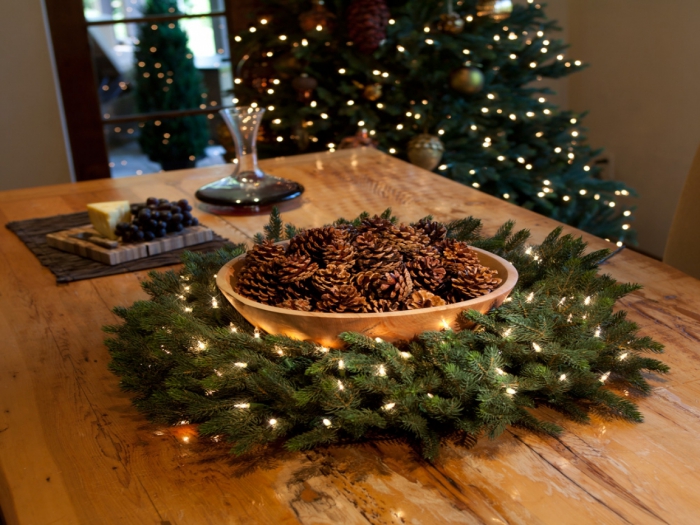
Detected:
left=452, top=266, right=502, bottom=300
left=277, top=254, right=319, bottom=283
left=377, top=266, right=413, bottom=303
left=441, top=239, right=481, bottom=274
left=288, top=227, right=338, bottom=261
left=317, top=285, right=367, bottom=313
left=353, top=270, right=382, bottom=297
left=354, top=231, right=403, bottom=272
left=406, top=289, right=447, bottom=310
left=346, top=0, right=390, bottom=54
left=276, top=298, right=312, bottom=311
left=323, top=238, right=356, bottom=267
left=406, top=256, right=447, bottom=292
left=410, top=243, right=441, bottom=260
left=246, top=240, right=285, bottom=266
left=236, top=262, right=281, bottom=305
left=364, top=297, right=401, bottom=313
left=414, top=218, right=447, bottom=244
left=387, top=224, right=431, bottom=254
left=312, top=264, right=352, bottom=293
left=358, top=215, right=397, bottom=236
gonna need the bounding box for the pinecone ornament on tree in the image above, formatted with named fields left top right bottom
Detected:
left=346, top=0, right=390, bottom=54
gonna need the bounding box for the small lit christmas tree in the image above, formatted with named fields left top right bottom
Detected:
left=134, top=0, right=208, bottom=170
left=230, top=0, right=636, bottom=244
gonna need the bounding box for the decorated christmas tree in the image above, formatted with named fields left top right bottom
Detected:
left=134, top=0, right=208, bottom=170
left=230, top=0, right=636, bottom=244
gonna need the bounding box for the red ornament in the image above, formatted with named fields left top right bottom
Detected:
left=346, top=0, right=390, bottom=54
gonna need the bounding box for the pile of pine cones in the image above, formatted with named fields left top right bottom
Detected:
left=236, top=216, right=502, bottom=313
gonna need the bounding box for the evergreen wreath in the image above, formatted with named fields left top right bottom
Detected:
left=105, top=209, right=668, bottom=460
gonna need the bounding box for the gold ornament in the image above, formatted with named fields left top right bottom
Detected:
left=450, top=67, right=484, bottom=95
left=299, top=0, right=336, bottom=33
left=476, top=0, right=513, bottom=21
left=407, top=134, right=445, bottom=171
left=438, top=12, right=465, bottom=34
left=363, top=83, right=383, bottom=101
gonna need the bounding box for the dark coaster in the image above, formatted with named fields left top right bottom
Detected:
left=5, top=211, right=233, bottom=284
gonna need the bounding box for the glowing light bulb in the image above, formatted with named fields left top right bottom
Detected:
left=322, top=418, right=331, bottom=427
left=269, top=418, right=277, bottom=426
left=377, top=364, right=387, bottom=376
left=526, top=292, right=534, bottom=303
left=619, top=353, right=628, bottom=361
left=559, top=374, right=567, bottom=381
left=506, top=387, right=517, bottom=395
left=337, top=380, right=345, bottom=390
left=234, top=362, right=248, bottom=368
left=533, top=342, right=542, bottom=352
left=234, top=403, right=250, bottom=409
left=496, top=368, right=506, bottom=375
left=383, top=402, right=396, bottom=411
left=599, top=372, right=610, bottom=383
left=400, top=351, right=412, bottom=359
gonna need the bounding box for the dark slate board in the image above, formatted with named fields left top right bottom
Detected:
left=5, top=211, right=233, bottom=284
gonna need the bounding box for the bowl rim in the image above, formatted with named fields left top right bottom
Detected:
left=216, top=244, right=519, bottom=320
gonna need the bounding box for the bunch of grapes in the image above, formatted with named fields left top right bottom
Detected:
left=116, top=198, right=199, bottom=243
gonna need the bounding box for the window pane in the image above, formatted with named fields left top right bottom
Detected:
left=84, top=0, right=225, bottom=23
left=105, top=113, right=231, bottom=177
left=92, top=15, right=231, bottom=120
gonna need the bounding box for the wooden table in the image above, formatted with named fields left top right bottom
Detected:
left=1, top=148, right=699, bottom=525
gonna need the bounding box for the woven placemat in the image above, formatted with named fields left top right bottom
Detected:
left=5, top=211, right=233, bottom=284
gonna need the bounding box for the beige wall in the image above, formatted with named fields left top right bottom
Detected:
left=544, top=0, right=700, bottom=259
left=1, top=0, right=73, bottom=192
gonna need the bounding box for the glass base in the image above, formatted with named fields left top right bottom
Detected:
left=195, top=172, right=304, bottom=207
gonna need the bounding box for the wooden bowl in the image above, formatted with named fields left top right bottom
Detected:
left=216, top=245, right=518, bottom=348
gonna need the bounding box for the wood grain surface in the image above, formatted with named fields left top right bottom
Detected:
left=1, top=148, right=699, bottom=525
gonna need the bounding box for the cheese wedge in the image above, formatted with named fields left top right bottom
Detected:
left=87, top=201, right=131, bottom=240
